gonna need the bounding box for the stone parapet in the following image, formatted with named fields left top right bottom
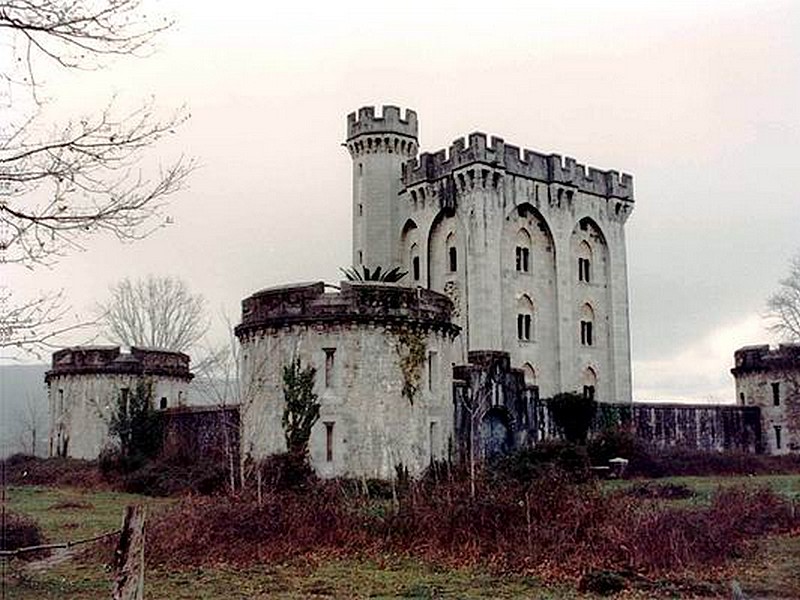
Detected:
left=346, top=105, right=418, bottom=141
left=402, top=132, right=633, bottom=200
left=731, top=343, right=800, bottom=376
left=45, top=346, right=192, bottom=382
left=235, top=281, right=459, bottom=338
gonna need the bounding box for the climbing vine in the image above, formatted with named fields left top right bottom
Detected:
left=395, top=329, right=426, bottom=405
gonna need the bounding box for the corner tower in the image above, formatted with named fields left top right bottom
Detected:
left=345, top=106, right=418, bottom=271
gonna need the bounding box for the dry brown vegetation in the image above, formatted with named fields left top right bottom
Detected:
left=146, top=470, right=799, bottom=581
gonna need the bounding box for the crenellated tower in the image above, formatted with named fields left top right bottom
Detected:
left=344, top=106, right=418, bottom=271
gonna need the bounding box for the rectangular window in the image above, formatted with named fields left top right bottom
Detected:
left=774, top=425, right=782, bottom=450
left=324, top=421, right=335, bottom=462
left=448, top=247, right=458, bottom=272
left=772, top=382, right=780, bottom=406
left=357, top=250, right=363, bottom=264
left=160, top=397, right=168, bottom=410
left=413, top=256, right=420, bottom=281
left=580, top=321, right=593, bottom=346
left=58, top=389, right=64, bottom=414
left=428, top=351, right=439, bottom=391
left=324, top=348, right=336, bottom=388
left=358, top=203, right=363, bottom=216
left=583, top=385, right=595, bottom=400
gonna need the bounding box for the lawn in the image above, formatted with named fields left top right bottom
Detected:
left=3, top=476, right=799, bottom=599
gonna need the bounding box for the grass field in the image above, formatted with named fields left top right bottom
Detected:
left=4, top=476, right=799, bottom=599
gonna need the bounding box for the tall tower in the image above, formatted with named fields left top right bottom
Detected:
left=345, top=106, right=418, bottom=271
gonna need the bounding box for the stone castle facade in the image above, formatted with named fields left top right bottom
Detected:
left=345, top=106, right=634, bottom=402
left=46, top=346, right=192, bottom=459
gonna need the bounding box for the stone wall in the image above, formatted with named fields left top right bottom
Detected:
left=594, top=403, right=762, bottom=453
left=162, top=405, right=240, bottom=465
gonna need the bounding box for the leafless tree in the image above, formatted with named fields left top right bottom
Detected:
left=97, top=275, right=207, bottom=353
left=766, top=253, right=800, bottom=342
left=1, top=0, right=193, bottom=354
left=15, top=392, right=48, bottom=456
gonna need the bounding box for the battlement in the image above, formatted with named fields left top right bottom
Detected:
left=402, top=132, right=633, bottom=200
left=346, top=105, right=418, bottom=141
left=235, top=281, right=459, bottom=337
left=731, top=343, right=800, bottom=375
left=46, top=345, right=193, bottom=382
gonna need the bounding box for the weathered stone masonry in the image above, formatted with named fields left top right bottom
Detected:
left=235, top=281, right=460, bottom=478
left=733, top=344, right=800, bottom=454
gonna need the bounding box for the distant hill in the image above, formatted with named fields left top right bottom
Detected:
left=1, top=363, right=49, bottom=457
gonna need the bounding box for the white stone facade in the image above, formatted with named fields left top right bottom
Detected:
left=345, top=106, right=634, bottom=402
left=46, top=347, right=192, bottom=459
left=235, top=282, right=460, bottom=478
left=732, top=344, right=800, bottom=454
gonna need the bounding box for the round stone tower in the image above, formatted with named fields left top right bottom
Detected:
left=45, top=346, right=193, bottom=459
left=344, top=105, right=418, bottom=272
left=235, top=281, right=460, bottom=478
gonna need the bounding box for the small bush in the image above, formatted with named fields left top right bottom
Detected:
left=587, top=427, right=640, bottom=464
left=492, top=441, right=591, bottom=483
left=259, top=452, right=316, bottom=492
left=2, top=510, right=45, bottom=559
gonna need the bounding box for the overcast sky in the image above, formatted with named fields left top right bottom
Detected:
left=7, top=0, right=800, bottom=402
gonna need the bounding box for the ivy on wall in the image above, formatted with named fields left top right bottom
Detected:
left=395, top=329, right=426, bottom=405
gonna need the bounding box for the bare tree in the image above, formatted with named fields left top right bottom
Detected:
left=1, top=0, right=193, bottom=354
left=15, top=392, right=48, bottom=456
left=767, top=253, right=800, bottom=342
left=97, top=275, right=207, bottom=353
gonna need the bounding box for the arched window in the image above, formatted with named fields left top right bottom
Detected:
left=517, top=295, right=534, bottom=341
left=446, top=232, right=457, bottom=272
left=410, top=243, right=420, bottom=282
left=577, top=241, right=592, bottom=283
left=515, top=229, right=531, bottom=273
left=522, top=363, right=536, bottom=386
left=580, top=303, right=594, bottom=347
left=583, top=367, right=597, bottom=400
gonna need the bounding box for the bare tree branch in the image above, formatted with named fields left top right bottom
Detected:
left=96, top=275, right=208, bottom=353
left=766, top=253, right=800, bottom=342
left=0, top=287, right=96, bottom=359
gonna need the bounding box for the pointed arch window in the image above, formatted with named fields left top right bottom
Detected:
left=578, top=241, right=592, bottom=283
left=515, top=228, right=531, bottom=273
left=583, top=367, right=597, bottom=400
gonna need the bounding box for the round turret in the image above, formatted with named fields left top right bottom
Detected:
left=344, top=105, right=419, bottom=273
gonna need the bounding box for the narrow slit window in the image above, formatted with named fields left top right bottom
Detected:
left=325, top=421, right=335, bottom=462
left=428, top=351, right=439, bottom=391
left=413, top=256, right=420, bottom=281
left=448, top=246, right=457, bottom=272
left=517, top=314, right=532, bottom=341
left=515, top=247, right=530, bottom=272
left=774, top=425, right=782, bottom=450
left=580, top=321, right=593, bottom=346
left=578, top=258, right=591, bottom=283
left=324, top=348, right=336, bottom=388
left=772, top=382, right=780, bottom=406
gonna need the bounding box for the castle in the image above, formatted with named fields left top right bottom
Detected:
left=235, top=105, right=636, bottom=476
left=47, top=105, right=795, bottom=476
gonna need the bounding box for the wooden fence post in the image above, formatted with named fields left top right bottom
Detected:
left=112, top=505, right=145, bottom=600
